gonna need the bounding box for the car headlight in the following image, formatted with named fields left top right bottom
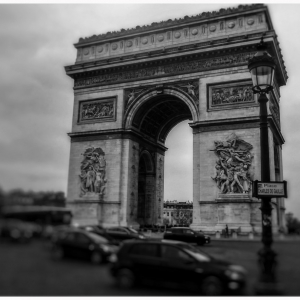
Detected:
left=229, top=265, right=247, bottom=274
left=100, top=244, right=111, bottom=252
left=225, top=270, right=242, bottom=280
left=139, top=235, right=146, bottom=239
left=108, top=253, right=118, bottom=263
left=225, top=265, right=247, bottom=280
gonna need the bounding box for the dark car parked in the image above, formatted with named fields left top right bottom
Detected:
left=105, top=226, right=146, bottom=242
left=110, top=239, right=246, bottom=296
left=163, top=227, right=210, bottom=246
left=79, top=225, right=120, bottom=246
left=51, top=228, right=118, bottom=264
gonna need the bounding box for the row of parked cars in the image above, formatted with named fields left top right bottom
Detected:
left=49, top=225, right=246, bottom=295
left=0, top=217, right=247, bottom=296
left=50, top=225, right=211, bottom=263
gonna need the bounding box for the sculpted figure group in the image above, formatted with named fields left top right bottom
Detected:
left=81, top=103, right=114, bottom=120
left=211, top=134, right=253, bottom=194
left=79, top=147, right=107, bottom=198
left=212, top=86, right=253, bottom=106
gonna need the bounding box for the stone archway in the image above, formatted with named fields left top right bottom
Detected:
left=125, top=88, right=195, bottom=227
left=65, top=4, right=287, bottom=233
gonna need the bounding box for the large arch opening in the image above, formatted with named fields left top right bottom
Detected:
left=132, top=94, right=193, bottom=143
left=128, top=92, right=195, bottom=226
left=164, top=120, right=193, bottom=202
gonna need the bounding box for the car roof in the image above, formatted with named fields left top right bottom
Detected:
left=122, top=239, right=188, bottom=246
left=106, top=226, right=130, bottom=230
left=171, top=227, right=190, bottom=229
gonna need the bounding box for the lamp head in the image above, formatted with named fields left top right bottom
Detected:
left=248, top=37, right=276, bottom=94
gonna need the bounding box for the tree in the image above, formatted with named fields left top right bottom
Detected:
left=4, top=189, right=66, bottom=207
left=286, top=213, right=300, bottom=234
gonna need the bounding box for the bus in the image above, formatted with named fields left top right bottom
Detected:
left=1, top=205, right=73, bottom=226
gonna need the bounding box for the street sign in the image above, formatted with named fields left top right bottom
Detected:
left=252, top=180, right=288, bottom=198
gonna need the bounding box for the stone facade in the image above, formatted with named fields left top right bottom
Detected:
left=65, top=4, right=287, bottom=233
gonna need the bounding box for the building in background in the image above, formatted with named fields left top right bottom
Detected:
left=163, top=200, right=193, bottom=226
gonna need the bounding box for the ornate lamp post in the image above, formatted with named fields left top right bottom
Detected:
left=248, top=38, right=281, bottom=294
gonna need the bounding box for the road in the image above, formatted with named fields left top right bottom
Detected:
left=0, top=237, right=300, bottom=296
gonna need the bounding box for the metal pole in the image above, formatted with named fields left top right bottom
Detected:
left=256, top=93, right=279, bottom=294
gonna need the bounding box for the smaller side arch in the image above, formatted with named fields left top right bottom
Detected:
left=139, top=150, right=155, bottom=174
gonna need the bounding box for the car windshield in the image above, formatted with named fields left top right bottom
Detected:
left=87, top=229, right=115, bottom=241
left=127, top=228, right=138, bottom=234
left=179, top=244, right=211, bottom=262
left=87, top=232, right=109, bottom=244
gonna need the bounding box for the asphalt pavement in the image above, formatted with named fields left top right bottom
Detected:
left=0, top=236, right=300, bottom=296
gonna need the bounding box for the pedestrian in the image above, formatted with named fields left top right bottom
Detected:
left=225, top=224, right=229, bottom=238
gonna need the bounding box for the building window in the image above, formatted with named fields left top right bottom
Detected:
left=184, top=29, right=188, bottom=37
left=151, top=35, right=154, bottom=43
left=171, top=212, right=173, bottom=216
left=220, top=22, right=224, bottom=30
left=202, top=26, right=206, bottom=34
left=258, top=14, right=263, bottom=23
left=167, top=212, right=169, bottom=216
left=239, top=19, right=243, bottom=27
left=167, top=32, right=171, bottom=40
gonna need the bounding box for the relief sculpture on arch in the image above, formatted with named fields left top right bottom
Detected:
left=211, top=133, right=254, bottom=195
left=79, top=147, right=107, bottom=199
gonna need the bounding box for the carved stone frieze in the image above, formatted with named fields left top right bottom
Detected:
left=211, top=133, right=254, bottom=195
left=74, top=52, right=256, bottom=88
left=79, top=147, right=107, bottom=199
left=211, top=84, right=254, bottom=106
left=79, top=98, right=116, bottom=123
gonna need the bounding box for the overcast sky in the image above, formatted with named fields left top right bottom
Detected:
left=1, top=1, right=300, bottom=217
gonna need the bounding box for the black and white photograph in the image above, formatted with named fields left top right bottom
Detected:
left=0, top=0, right=300, bottom=297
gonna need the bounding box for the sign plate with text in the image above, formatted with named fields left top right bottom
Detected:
left=252, top=180, right=288, bottom=198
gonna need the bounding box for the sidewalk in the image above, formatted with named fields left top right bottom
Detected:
left=143, top=231, right=300, bottom=242
left=211, top=235, right=300, bottom=242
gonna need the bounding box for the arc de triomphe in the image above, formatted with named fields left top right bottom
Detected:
left=65, top=4, right=287, bottom=233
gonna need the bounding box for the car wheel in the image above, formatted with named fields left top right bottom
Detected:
left=51, top=246, right=64, bottom=260
left=116, top=268, right=135, bottom=289
left=197, top=241, right=205, bottom=246
left=201, top=276, right=224, bottom=296
left=90, top=251, right=103, bottom=265
left=10, top=229, right=21, bottom=241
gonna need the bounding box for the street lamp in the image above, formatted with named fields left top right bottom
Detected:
left=248, top=38, right=282, bottom=295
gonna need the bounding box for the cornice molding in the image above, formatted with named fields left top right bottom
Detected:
left=76, top=4, right=265, bottom=45
left=71, top=49, right=257, bottom=89
left=67, top=31, right=265, bottom=72
left=190, top=116, right=260, bottom=130
left=190, top=115, right=285, bottom=145
left=68, top=129, right=168, bottom=153
left=65, top=31, right=287, bottom=87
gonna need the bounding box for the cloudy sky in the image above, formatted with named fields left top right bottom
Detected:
left=1, top=1, right=300, bottom=217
